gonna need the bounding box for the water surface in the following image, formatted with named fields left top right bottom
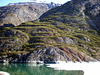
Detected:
left=0, top=63, right=83, bottom=75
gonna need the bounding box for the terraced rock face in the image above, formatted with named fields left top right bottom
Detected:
left=0, top=0, right=100, bottom=63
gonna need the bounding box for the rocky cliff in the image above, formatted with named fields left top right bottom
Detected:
left=0, top=2, right=60, bottom=26
left=0, top=0, right=100, bottom=63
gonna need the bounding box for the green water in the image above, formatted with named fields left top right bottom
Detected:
left=0, top=63, right=83, bottom=75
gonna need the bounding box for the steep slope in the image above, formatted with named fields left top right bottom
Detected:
left=0, top=2, right=60, bottom=26
left=41, top=0, right=100, bottom=31
left=0, top=0, right=100, bottom=63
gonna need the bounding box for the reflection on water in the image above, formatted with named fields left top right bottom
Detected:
left=0, top=63, right=83, bottom=75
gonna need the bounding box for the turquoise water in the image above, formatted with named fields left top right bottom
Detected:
left=0, top=63, right=83, bottom=75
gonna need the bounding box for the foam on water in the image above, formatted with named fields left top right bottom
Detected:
left=46, top=62, right=100, bottom=75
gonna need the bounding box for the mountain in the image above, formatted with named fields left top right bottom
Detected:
left=0, top=2, right=61, bottom=26
left=41, top=0, right=100, bottom=31
left=0, top=0, right=100, bottom=63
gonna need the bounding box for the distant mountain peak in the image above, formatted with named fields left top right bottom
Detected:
left=1, top=1, right=61, bottom=26
left=28, top=0, right=46, bottom=3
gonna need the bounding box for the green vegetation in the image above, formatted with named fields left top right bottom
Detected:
left=0, top=18, right=100, bottom=59
left=0, top=2, right=100, bottom=60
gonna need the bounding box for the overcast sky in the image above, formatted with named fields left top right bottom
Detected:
left=0, top=0, right=71, bottom=7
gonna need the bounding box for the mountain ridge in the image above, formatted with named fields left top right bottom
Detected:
left=0, top=2, right=61, bottom=26
left=40, top=0, right=100, bottom=31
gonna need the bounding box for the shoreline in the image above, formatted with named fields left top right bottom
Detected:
left=0, top=60, right=99, bottom=64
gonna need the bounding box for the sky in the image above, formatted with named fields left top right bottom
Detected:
left=0, top=0, right=71, bottom=7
